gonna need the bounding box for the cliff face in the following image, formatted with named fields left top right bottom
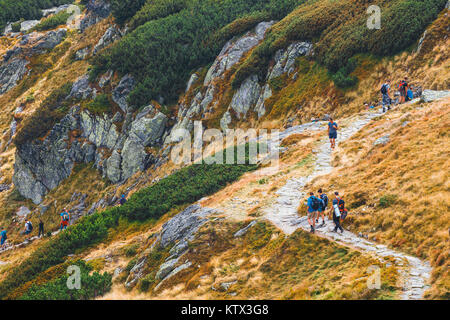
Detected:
left=13, top=100, right=168, bottom=204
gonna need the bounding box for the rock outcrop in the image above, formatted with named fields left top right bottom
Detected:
left=93, top=26, right=123, bottom=55
left=13, top=79, right=168, bottom=204
left=0, top=58, right=29, bottom=95
left=0, top=28, right=67, bottom=95
left=80, top=0, right=111, bottom=33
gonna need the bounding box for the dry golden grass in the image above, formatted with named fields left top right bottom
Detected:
left=104, top=220, right=400, bottom=300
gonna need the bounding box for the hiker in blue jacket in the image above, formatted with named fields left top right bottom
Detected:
left=328, top=118, right=338, bottom=149
left=306, top=192, right=321, bottom=234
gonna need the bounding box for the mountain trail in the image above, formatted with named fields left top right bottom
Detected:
left=264, top=107, right=432, bottom=300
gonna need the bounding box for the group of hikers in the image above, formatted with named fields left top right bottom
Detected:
left=0, top=194, right=128, bottom=250
left=380, top=77, right=415, bottom=113
left=305, top=190, right=347, bottom=234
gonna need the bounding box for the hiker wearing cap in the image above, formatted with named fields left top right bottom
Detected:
left=24, top=219, right=33, bottom=236
left=329, top=192, right=344, bottom=233
left=328, top=117, right=338, bottom=149
left=306, top=192, right=321, bottom=233
left=380, top=79, right=392, bottom=112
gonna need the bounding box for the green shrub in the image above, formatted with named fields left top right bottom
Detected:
left=92, top=0, right=304, bottom=108
left=85, top=94, right=111, bottom=114
left=11, top=21, right=22, bottom=32
left=20, top=260, right=112, bottom=300
left=379, top=194, right=398, bottom=208
left=233, top=0, right=448, bottom=88
left=0, top=0, right=73, bottom=32
left=32, top=11, right=71, bottom=32
left=110, top=0, right=147, bottom=25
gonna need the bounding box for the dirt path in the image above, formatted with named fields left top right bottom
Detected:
left=264, top=108, right=432, bottom=300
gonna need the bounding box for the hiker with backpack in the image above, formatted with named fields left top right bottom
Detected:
left=316, top=189, right=328, bottom=227
left=381, top=79, right=392, bottom=112
left=38, top=219, right=45, bottom=238
left=327, top=117, right=338, bottom=149
left=306, top=192, right=321, bottom=233
left=119, top=194, right=127, bottom=206
left=23, top=219, right=33, bottom=235
left=60, top=208, right=70, bottom=231
left=329, top=192, right=347, bottom=233
left=399, top=77, right=409, bottom=104
left=1, top=227, right=7, bottom=249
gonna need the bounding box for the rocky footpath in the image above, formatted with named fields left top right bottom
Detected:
left=13, top=74, right=168, bottom=204
left=263, top=104, right=442, bottom=299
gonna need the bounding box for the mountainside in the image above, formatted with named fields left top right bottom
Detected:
left=0, top=0, right=448, bottom=300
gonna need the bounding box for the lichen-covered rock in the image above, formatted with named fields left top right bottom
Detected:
left=93, top=26, right=122, bottom=55
left=229, top=75, right=261, bottom=119
left=112, top=75, right=135, bottom=113
left=0, top=58, right=29, bottom=95
left=80, top=0, right=111, bottom=33
left=204, top=21, right=275, bottom=85
left=74, top=47, right=90, bottom=60
left=159, top=205, right=215, bottom=248
left=68, top=75, right=93, bottom=100
left=30, top=29, right=67, bottom=55
left=268, top=42, right=313, bottom=80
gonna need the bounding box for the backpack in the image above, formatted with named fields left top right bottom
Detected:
left=320, top=194, right=328, bottom=208
left=311, top=197, right=320, bottom=211
left=63, top=212, right=69, bottom=222
left=27, top=222, right=33, bottom=231
left=381, top=84, right=388, bottom=95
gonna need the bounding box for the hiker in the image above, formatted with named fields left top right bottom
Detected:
left=119, top=194, right=127, bottom=206
left=24, top=219, right=33, bottom=236
left=60, top=208, right=70, bottom=231
left=306, top=192, right=321, bottom=233
left=1, top=227, right=7, bottom=249
left=328, top=117, right=338, bottom=149
left=38, top=219, right=44, bottom=238
left=329, top=192, right=344, bottom=233
left=381, top=79, right=392, bottom=112
left=316, top=189, right=328, bottom=227
left=399, top=77, right=409, bottom=104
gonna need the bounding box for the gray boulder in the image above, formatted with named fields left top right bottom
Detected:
left=31, top=29, right=67, bottom=55
left=93, top=26, right=122, bottom=55
left=156, top=258, right=179, bottom=280
left=105, top=150, right=122, bottom=183
left=74, top=47, right=90, bottom=60
left=68, top=75, right=93, bottom=100
left=204, top=21, right=275, bottom=85
left=112, top=75, right=135, bottom=113
left=420, top=90, right=450, bottom=103
left=374, top=135, right=390, bottom=146
left=0, top=58, right=29, bottom=95
left=159, top=205, right=215, bottom=248
left=80, top=0, right=111, bottom=33
left=229, top=75, right=261, bottom=119
left=268, top=42, right=313, bottom=80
